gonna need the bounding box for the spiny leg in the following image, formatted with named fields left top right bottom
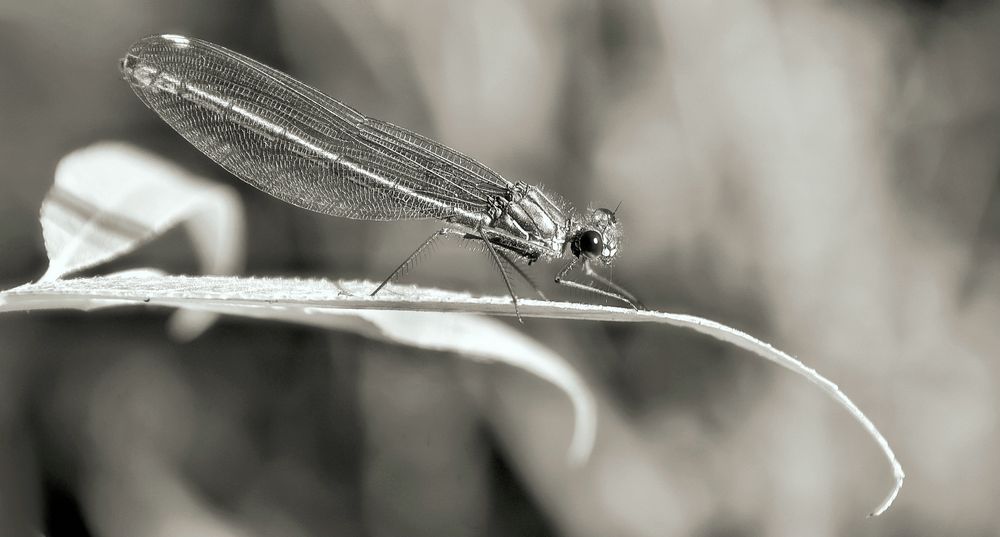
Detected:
left=554, top=258, right=641, bottom=310
left=497, top=251, right=547, bottom=300
left=476, top=225, right=524, bottom=322
left=371, top=228, right=448, bottom=296
left=456, top=233, right=546, bottom=300
left=372, top=227, right=542, bottom=317
left=582, top=261, right=643, bottom=308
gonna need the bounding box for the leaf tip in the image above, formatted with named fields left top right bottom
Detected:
left=867, top=463, right=904, bottom=517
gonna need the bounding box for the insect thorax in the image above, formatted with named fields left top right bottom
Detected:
left=474, top=182, right=569, bottom=259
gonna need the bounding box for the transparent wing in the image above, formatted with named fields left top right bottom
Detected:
left=120, top=34, right=514, bottom=221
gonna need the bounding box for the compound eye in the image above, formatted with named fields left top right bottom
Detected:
left=579, top=230, right=604, bottom=258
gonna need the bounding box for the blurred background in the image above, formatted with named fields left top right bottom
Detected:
left=1, top=0, right=998, bottom=535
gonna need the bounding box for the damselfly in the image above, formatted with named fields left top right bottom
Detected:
left=120, top=34, right=641, bottom=319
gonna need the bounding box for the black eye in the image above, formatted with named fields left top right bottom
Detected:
left=579, top=230, right=603, bottom=258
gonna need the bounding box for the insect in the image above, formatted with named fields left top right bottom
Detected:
left=120, top=34, right=641, bottom=319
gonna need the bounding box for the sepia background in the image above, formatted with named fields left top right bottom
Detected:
left=1, top=0, right=998, bottom=535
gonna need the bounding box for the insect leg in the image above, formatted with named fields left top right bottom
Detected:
left=581, top=262, right=643, bottom=309
left=497, top=251, right=548, bottom=300
left=453, top=233, right=546, bottom=299
left=476, top=225, right=523, bottom=323
left=371, top=228, right=449, bottom=296
left=462, top=233, right=548, bottom=300
left=554, top=259, right=642, bottom=309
